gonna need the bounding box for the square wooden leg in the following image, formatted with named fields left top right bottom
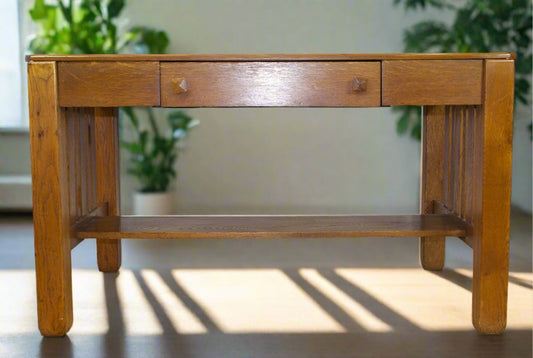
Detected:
left=471, top=59, right=514, bottom=334
left=95, top=107, right=122, bottom=272
left=419, top=106, right=446, bottom=271
left=29, top=62, right=73, bottom=336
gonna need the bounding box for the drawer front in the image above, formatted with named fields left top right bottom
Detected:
left=58, top=61, right=160, bottom=107
left=382, top=60, right=482, bottom=105
left=161, top=61, right=381, bottom=107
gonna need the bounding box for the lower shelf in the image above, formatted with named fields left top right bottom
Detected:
left=74, top=214, right=466, bottom=239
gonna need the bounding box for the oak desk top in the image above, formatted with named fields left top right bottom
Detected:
left=27, top=52, right=514, bottom=62
left=28, top=53, right=514, bottom=108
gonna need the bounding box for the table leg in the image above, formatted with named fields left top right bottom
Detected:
left=419, top=106, right=446, bottom=270
left=29, top=62, right=73, bottom=336
left=95, top=107, right=122, bottom=272
left=471, top=59, right=514, bottom=334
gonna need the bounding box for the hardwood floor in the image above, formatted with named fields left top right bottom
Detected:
left=0, top=208, right=530, bottom=358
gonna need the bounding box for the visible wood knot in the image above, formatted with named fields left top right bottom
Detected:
left=37, top=130, right=45, bottom=138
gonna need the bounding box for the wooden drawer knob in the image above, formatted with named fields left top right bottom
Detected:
left=171, top=78, right=188, bottom=94
left=352, top=77, right=367, bottom=92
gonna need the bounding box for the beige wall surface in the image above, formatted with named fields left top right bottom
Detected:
left=116, top=0, right=531, bottom=214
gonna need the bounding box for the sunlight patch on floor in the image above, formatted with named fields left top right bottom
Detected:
left=70, top=270, right=108, bottom=334
left=0, top=268, right=531, bottom=335
left=299, top=268, right=392, bottom=332
left=116, top=270, right=163, bottom=335
left=172, top=269, right=345, bottom=333
left=335, top=268, right=533, bottom=331
left=140, top=269, right=208, bottom=334
left=0, top=270, right=36, bottom=334
left=336, top=268, right=471, bottom=330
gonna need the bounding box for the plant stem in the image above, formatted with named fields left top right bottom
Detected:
left=146, top=107, right=161, bottom=139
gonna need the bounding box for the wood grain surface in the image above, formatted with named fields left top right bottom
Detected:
left=27, top=53, right=515, bottom=337
left=28, top=62, right=73, bottom=337
left=382, top=60, right=483, bottom=105
left=57, top=61, right=159, bottom=107
left=73, top=215, right=467, bottom=239
left=419, top=106, right=447, bottom=270
left=161, top=61, right=381, bottom=107
left=471, top=60, right=514, bottom=335
left=94, top=108, right=122, bottom=272
left=441, top=105, right=479, bottom=228
left=64, top=107, right=99, bottom=228
left=27, top=52, right=515, bottom=62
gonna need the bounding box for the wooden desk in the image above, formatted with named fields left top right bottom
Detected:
left=27, top=53, right=515, bottom=337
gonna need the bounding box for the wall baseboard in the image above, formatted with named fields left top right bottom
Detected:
left=0, top=175, right=32, bottom=211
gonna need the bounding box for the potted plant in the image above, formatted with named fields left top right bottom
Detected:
left=392, top=0, right=532, bottom=140
left=28, top=0, right=199, bottom=214
left=120, top=108, right=199, bottom=214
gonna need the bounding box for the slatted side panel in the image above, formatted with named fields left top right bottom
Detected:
left=441, top=105, right=478, bottom=230
left=63, top=107, right=98, bottom=226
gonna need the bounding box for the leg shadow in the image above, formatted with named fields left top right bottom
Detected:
left=102, top=272, right=125, bottom=358
left=39, top=335, right=73, bottom=358
left=318, top=268, right=421, bottom=331
left=283, top=268, right=364, bottom=332
left=158, top=270, right=221, bottom=333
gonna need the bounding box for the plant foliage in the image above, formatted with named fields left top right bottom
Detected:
left=120, top=109, right=199, bottom=193
left=28, top=0, right=198, bottom=192
left=29, top=0, right=169, bottom=54
left=393, top=0, right=532, bottom=140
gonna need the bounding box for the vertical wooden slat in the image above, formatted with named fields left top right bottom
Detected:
left=81, top=108, right=88, bottom=216
left=95, top=107, right=122, bottom=272
left=85, top=109, right=91, bottom=211
left=83, top=108, right=91, bottom=212
left=76, top=108, right=82, bottom=217
left=450, top=107, right=458, bottom=212
left=92, top=109, right=98, bottom=211
left=438, top=105, right=477, bottom=222
left=419, top=106, right=446, bottom=270
left=66, top=109, right=76, bottom=225
left=88, top=108, right=97, bottom=212
left=443, top=107, right=453, bottom=208
left=28, top=61, right=73, bottom=337
left=471, top=60, right=514, bottom=334
left=456, top=107, right=464, bottom=215
left=457, top=106, right=468, bottom=217
left=463, top=106, right=476, bottom=223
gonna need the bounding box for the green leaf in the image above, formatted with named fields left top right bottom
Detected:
left=516, top=54, right=532, bottom=75
left=129, top=26, right=170, bottom=54
left=396, top=114, right=409, bottom=134
left=29, top=0, right=47, bottom=20
left=410, top=120, right=422, bottom=141
left=120, top=141, right=142, bottom=154
left=58, top=1, right=72, bottom=24
left=121, top=107, right=139, bottom=129
left=107, top=0, right=125, bottom=18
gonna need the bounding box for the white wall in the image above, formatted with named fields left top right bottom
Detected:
left=511, top=102, right=532, bottom=212
left=117, top=0, right=531, bottom=214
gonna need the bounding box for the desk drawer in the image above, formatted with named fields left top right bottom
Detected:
left=161, top=61, right=381, bottom=107
left=58, top=61, right=160, bottom=107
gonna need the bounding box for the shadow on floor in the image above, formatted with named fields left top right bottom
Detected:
left=32, top=268, right=532, bottom=358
